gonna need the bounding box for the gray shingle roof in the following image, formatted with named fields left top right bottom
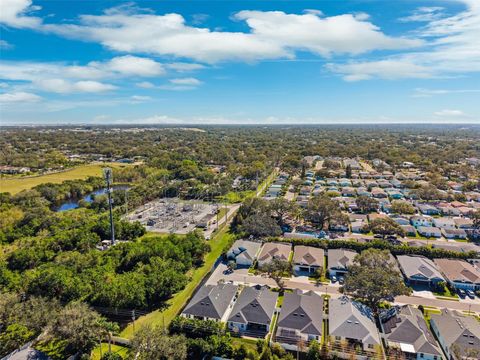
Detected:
left=397, top=255, right=444, bottom=282
left=227, top=286, right=278, bottom=326
left=381, top=305, right=442, bottom=356
left=329, top=296, right=381, bottom=346
left=182, top=283, right=238, bottom=320
left=277, top=290, right=323, bottom=335
left=430, top=309, right=480, bottom=359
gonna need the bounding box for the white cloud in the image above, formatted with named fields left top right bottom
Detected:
left=413, top=88, right=480, bottom=97
left=169, top=77, right=201, bottom=86
left=0, top=40, right=14, bottom=49
left=1, top=1, right=422, bottom=63
left=0, top=91, right=41, bottom=103
left=326, top=60, right=433, bottom=81
left=35, top=78, right=116, bottom=93
left=135, top=81, right=155, bottom=88
left=434, top=109, right=467, bottom=117
left=166, top=62, right=205, bottom=72
left=233, top=10, right=421, bottom=57
left=103, top=55, right=165, bottom=76
left=327, top=1, right=480, bottom=81
left=129, top=95, right=151, bottom=103
left=399, top=7, right=445, bottom=22
left=0, top=0, right=41, bottom=28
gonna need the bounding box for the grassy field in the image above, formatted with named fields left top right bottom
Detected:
left=90, top=343, right=129, bottom=360
left=0, top=163, right=131, bottom=195
left=119, top=226, right=236, bottom=338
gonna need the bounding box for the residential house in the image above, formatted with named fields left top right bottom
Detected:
left=293, top=246, right=325, bottom=275
left=430, top=309, right=480, bottom=360
left=380, top=305, right=443, bottom=360
left=434, top=259, right=480, bottom=291
left=257, top=242, right=292, bottom=268
left=329, top=296, right=382, bottom=354
left=397, top=255, right=445, bottom=287
left=418, top=204, right=441, bottom=216
left=275, top=290, right=323, bottom=350
left=454, top=218, right=473, bottom=229
left=372, top=187, right=388, bottom=199
left=227, top=240, right=261, bottom=267
left=227, top=286, right=278, bottom=337
left=182, top=284, right=238, bottom=322
left=327, top=249, right=357, bottom=277
left=441, top=228, right=468, bottom=240
left=402, top=225, right=418, bottom=237
left=417, top=226, right=442, bottom=238
left=411, top=216, right=433, bottom=228
left=391, top=216, right=411, bottom=226
left=433, top=217, right=457, bottom=229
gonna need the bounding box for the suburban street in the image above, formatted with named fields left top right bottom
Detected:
left=207, top=261, right=480, bottom=313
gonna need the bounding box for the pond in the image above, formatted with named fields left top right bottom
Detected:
left=56, top=185, right=130, bottom=212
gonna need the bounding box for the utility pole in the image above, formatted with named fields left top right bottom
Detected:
left=125, top=188, right=129, bottom=216
left=104, top=168, right=115, bottom=245
left=131, top=310, right=136, bottom=332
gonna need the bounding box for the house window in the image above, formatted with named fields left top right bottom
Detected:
left=420, top=354, right=424, bottom=358
left=368, top=344, right=374, bottom=349
left=335, top=336, right=341, bottom=341
left=434, top=356, right=437, bottom=360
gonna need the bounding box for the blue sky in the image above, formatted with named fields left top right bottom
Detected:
left=0, top=0, right=479, bottom=125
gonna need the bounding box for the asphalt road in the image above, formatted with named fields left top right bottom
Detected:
left=208, top=262, right=480, bottom=313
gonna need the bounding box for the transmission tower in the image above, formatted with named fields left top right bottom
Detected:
left=103, top=167, right=115, bottom=245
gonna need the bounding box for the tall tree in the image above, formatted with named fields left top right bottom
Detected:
left=130, top=325, right=187, bottom=360
left=304, top=195, right=342, bottom=230
left=342, top=249, right=411, bottom=315
left=368, top=217, right=405, bottom=239
left=355, top=196, right=378, bottom=213
left=261, top=258, right=291, bottom=291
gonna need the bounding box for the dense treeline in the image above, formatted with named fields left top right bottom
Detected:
left=269, top=237, right=478, bottom=260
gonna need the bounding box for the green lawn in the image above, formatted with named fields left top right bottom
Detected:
left=231, top=337, right=258, bottom=353
left=119, top=226, right=235, bottom=338
left=90, top=344, right=129, bottom=360
left=0, top=162, right=131, bottom=194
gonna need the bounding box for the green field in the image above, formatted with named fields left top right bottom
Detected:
left=0, top=163, right=130, bottom=194
left=90, top=343, right=129, bottom=360
left=119, top=226, right=235, bottom=338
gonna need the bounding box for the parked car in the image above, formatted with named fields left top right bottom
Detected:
left=466, top=289, right=476, bottom=299
left=457, top=289, right=466, bottom=298
left=331, top=275, right=337, bottom=283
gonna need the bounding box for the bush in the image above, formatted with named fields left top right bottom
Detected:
left=169, top=316, right=224, bottom=338
left=266, top=237, right=477, bottom=260
left=101, top=352, right=123, bottom=360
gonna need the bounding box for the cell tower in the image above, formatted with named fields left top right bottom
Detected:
left=103, top=167, right=115, bottom=245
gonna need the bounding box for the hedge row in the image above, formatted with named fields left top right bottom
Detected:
left=266, top=237, right=478, bottom=260
left=169, top=316, right=225, bottom=338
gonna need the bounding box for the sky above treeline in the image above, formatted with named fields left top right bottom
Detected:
left=0, top=0, right=479, bottom=125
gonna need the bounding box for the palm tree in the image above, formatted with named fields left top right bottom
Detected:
left=99, top=319, right=120, bottom=354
